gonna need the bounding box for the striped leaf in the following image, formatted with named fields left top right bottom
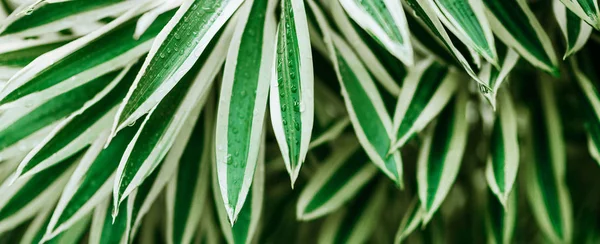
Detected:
left=22, top=206, right=90, bottom=244
left=317, top=180, right=386, bottom=244
left=0, top=0, right=135, bottom=37
left=113, top=0, right=243, bottom=133
left=428, top=0, right=498, bottom=66
left=166, top=98, right=214, bottom=244
left=213, top=133, right=265, bottom=244
left=269, top=0, right=314, bottom=186
left=215, top=0, right=275, bottom=225
left=478, top=43, right=519, bottom=108
left=558, top=0, right=600, bottom=30
left=297, top=137, right=378, bottom=220
left=485, top=89, right=519, bottom=208
left=394, top=198, right=424, bottom=244
left=484, top=189, right=517, bottom=244
left=571, top=53, right=600, bottom=165
left=112, top=25, right=233, bottom=210
left=554, top=0, right=593, bottom=58
left=0, top=7, right=176, bottom=108
left=404, top=0, right=485, bottom=89
left=390, top=58, right=458, bottom=151
left=482, top=0, right=559, bottom=75
left=0, top=36, right=71, bottom=80
left=43, top=118, right=143, bottom=240
left=12, top=66, right=133, bottom=180
left=337, top=0, right=413, bottom=66
left=328, top=33, right=403, bottom=186
left=417, top=90, right=468, bottom=225
left=89, top=197, right=129, bottom=244
left=330, top=0, right=406, bottom=96
left=0, top=150, right=83, bottom=233
left=524, top=78, right=572, bottom=243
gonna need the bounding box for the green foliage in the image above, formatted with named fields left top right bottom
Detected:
left=1, top=0, right=600, bottom=243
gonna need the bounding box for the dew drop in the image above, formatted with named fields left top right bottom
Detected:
left=282, top=119, right=288, bottom=125
left=294, top=122, right=300, bottom=131
left=127, top=121, right=135, bottom=127
left=281, top=104, right=287, bottom=112
left=291, top=85, right=298, bottom=93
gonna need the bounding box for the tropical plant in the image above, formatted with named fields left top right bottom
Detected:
left=0, top=0, right=599, bottom=243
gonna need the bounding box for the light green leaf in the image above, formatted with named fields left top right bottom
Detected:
left=213, top=132, right=265, bottom=244
left=571, top=53, right=600, bottom=166
left=390, top=58, right=458, bottom=151
left=554, top=0, right=593, bottom=58
left=558, top=0, right=600, bottom=30
left=485, top=89, right=519, bottom=208
left=269, top=0, right=314, bottom=186
left=428, top=0, right=498, bottom=66
left=297, top=136, right=378, bottom=220
left=112, top=24, right=234, bottom=209
left=23, top=206, right=90, bottom=244
left=215, top=0, right=275, bottom=225
left=166, top=99, right=213, bottom=244
left=524, top=77, right=572, bottom=243
left=484, top=189, right=517, bottom=244
left=0, top=36, right=71, bottom=79
left=482, top=0, right=559, bottom=75
left=417, top=89, right=468, bottom=225
left=113, top=0, right=243, bottom=133
left=308, top=117, right=350, bottom=149
left=338, top=0, right=414, bottom=66
left=0, top=149, right=82, bottom=233
left=478, top=43, right=519, bottom=108
left=394, top=198, right=424, bottom=244
left=0, top=7, right=176, bottom=109
left=89, top=196, right=129, bottom=244
left=317, top=180, right=387, bottom=244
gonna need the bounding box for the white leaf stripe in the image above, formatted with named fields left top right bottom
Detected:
left=417, top=90, right=468, bottom=225
left=484, top=189, right=517, bottom=244
left=554, top=0, right=593, bottom=58
left=558, top=0, right=600, bottom=30
left=485, top=89, right=519, bottom=208
left=215, top=0, right=275, bottom=225
left=338, top=0, right=414, bottom=66
left=479, top=45, right=519, bottom=108
left=394, top=198, right=424, bottom=244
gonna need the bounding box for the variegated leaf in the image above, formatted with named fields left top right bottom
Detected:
left=428, top=0, right=498, bottom=66
left=297, top=136, right=378, bottom=220
left=337, top=0, right=413, bottom=66
left=478, top=43, right=519, bottom=108
left=213, top=133, right=265, bottom=244
left=318, top=180, right=386, bottom=244
left=113, top=25, right=233, bottom=210
left=390, top=58, right=458, bottom=151
left=23, top=206, right=90, bottom=244
left=417, top=90, right=468, bottom=225
left=89, top=196, right=129, bottom=244
left=269, top=0, right=314, bottom=186
left=554, top=0, right=593, bottom=58
left=558, top=0, right=600, bottom=30
left=394, top=198, right=424, bottom=244
left=215, top=0, right=275, bottom=225
left=571, top=53, right=600, bottom=165
left=484, top=189, right=517, bottom=244
left=113, top=0, right=243, bottom=133
left=485, top=89, right=519, bottom=207
left=483, top=0, right=559, bottom=75
left=0, top=36, right=71, bottom=79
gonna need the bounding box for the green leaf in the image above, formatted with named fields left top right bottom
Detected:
left=328, top=33, right=403, bottom=186
left=0, top=7, right=177, bottom=108
left=317, top=180, right=387, bottom=244
left=269, top=0, right=314, bottom=186
left=417, top=90, right=468, bottom=225
left=113, top=0, right=243, bottom=133
left=24, top=206, right=90, bottom=244
left=213, top=132, right=265, bottom=244
left=0, top=150, right=82, bottom=233
left=485, top=89, right=519, bottom=208
left=89, top=196, right=129, bottom=244
left=394, top=198, right=424, bottom=244
left=166, top=98, right=213, bottom=244
left=297, top=137, right=378, bottom=220
left=428, top=0, right=498, bottom=66
left=390, top=58, right=458, bottom=151
left=214, top=0, right=275, bottom=225
left=571, top=53, right=600, bottom=166
left=554, top=0, right=593, bottom=58
left=482, top=0, right=559, bottom=75
left=478, top=43, right=519, bottom=108
left=0, top=37, right=70, bottom=69
left=484, top=189, right=517, bottom=244
left=558, top=0, right=600, bottom=30
left=112, top=24, right=234, bottom=209
left=524, top=77, right=572, bottom=243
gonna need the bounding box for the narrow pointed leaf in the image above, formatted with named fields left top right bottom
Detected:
left=558, top=0, right=600, bottom=30
left=338, top=0, right=414, bottom=66
left=482, top=0, right=559, bottom=75
left=394, top=198, right=424, bottom=244
left=0, top=37, right=70, bottom=70
left=417, top=90, right=468, bottom=225
left=215, top=0, right=275, bottom=225
left=89, top=197, right=129, bottom=244
left=390, top=59, right=458, bottom=151
left=485, top=89, right=519, bottom=207
left=524, top=77, right=573, bottom=243
left=30, top=209, right=90, bottom=244
left=571, top=53, right=600, bottom=165
left=297, top=137, right=378, bottom=220
left=484, top=189, right=517, bottom=244
left=478, top=43, right=519, bottom=107
left=269, top=0, right=314, bottom=186
left=554, top=0, right=593, bottom=58
left=114, top=0, right=243, bottom=132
